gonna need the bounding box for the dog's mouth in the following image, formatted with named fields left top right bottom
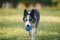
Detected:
left=25, top=25, right=32, bottom=31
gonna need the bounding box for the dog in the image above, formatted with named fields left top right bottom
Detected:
left=23, top=9, right=40, bottom=40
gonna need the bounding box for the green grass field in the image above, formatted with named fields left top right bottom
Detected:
left=0, top=8, right=60, bottom=40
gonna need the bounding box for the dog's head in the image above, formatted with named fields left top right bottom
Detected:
left=23, top=9, right=35, bottom=27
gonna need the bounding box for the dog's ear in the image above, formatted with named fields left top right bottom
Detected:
left=24, top=9, right=28, bottom=16
left=24, top=9, right=27, bottom=13
left=30, top=10, right=34, bottom=16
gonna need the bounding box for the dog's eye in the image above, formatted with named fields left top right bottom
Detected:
left=25, top=19, right=27, bottom=21
left=29, top=19, right=32, bottom=21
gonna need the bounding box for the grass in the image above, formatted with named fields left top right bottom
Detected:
left=0, top=8, right=60, bottom=40
left=0, top=21, right=60, bottom=40
left=40, top=8, right=60, bottom=16
left=0, top=8, right=60, bottom=16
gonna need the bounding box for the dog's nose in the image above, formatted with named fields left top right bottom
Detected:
left=27, top=25, right=29, bottom=27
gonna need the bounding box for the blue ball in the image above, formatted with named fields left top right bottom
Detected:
left=25, top=26, right=31, bottom=31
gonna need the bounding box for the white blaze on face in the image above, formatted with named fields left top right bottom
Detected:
left=25, top=11, right=31, bottom=26
left=28, top=11, right=30, bottom=14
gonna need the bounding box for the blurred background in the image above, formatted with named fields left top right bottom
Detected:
left=0, top=0, right=60, bottom=40
left=0, top=0, right=60, bottom=9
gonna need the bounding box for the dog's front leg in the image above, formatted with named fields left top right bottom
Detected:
left=29, top=28, right=37, bottom=40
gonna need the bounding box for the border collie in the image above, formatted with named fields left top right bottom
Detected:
left=23, top=9, right=40, bottom=40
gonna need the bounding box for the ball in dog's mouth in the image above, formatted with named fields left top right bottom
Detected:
left=25, top=26, right=31, bottom=31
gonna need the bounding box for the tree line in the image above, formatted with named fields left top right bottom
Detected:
left=0, top=0, right=59, bottom=8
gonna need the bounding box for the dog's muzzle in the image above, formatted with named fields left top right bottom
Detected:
left=25, top=25, right=32, bottom=31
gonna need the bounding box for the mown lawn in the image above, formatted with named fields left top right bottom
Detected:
left=0, top=8, right=60, bottom=40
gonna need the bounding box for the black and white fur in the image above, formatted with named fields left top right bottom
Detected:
left=23, top=9, right=40, bottom=40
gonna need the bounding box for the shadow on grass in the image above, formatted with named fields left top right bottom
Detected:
left=37, top=35, right=60, bottom=40
left=0, top=35, right=60, bottom=40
